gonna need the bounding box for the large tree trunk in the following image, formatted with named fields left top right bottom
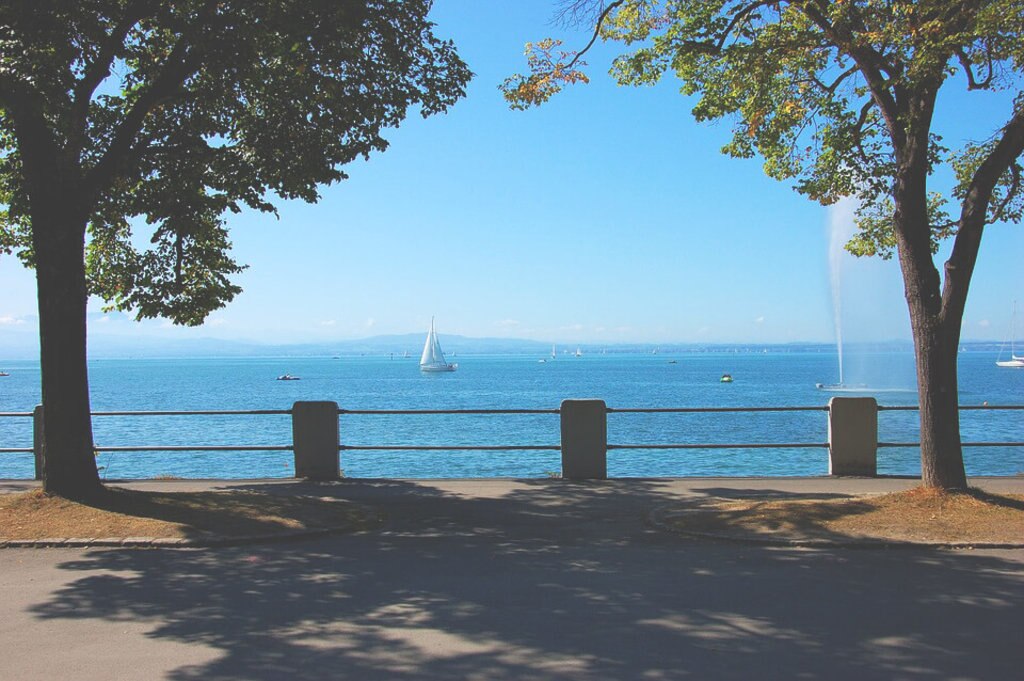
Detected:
left=893, top=141, right=969, bottom=491
left=907, top=302, right=969, bottom=490
left=32, top=202, right=103, bottom=500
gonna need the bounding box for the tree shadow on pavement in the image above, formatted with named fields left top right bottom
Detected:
left=665, top=485, right=1024, bottom=545
left=25, top=479, right=1024, bottom=680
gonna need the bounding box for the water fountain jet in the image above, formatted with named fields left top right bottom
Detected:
left=817, top=199, right=858, bottom=391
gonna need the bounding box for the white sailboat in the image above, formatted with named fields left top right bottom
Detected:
left=551, top=344, right=556, bottom=359
left=420, top=317, right=457, bottom=372
left=996, top=302, right=1024, bottom=367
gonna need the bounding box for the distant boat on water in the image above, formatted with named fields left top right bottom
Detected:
left=420, top=317, right=457, bottom=372
left=996, top=302, right=1024, bottom=367
left=276, top=374, right=300, bottom=381
left=0, top=371, right=9, bottom=377
left=574, top=347, right=582, bottom=358
left=815, top=382, right=871, bottom=391
left=720, top=373, right=733, bottom=383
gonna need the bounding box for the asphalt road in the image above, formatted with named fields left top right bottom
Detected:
left=1, top=477, right=1022, bottom=680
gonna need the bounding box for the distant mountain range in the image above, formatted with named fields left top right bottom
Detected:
left=1, top=327, right=1011, bottom=361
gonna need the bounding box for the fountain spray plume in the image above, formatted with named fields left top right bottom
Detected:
left=827, top=198, right=859, bottom=386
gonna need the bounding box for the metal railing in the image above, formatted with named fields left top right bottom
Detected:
left=336, top=406, right=561, bottom=452
left=605, top=405, right=828, bottom=451
left=875, top=404, right=1024, bottom=448
left=2, top=400, right=1022, bottom=479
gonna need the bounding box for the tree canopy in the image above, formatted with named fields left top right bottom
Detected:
left=1, top=0, right=471, bottom=324
left=0, top=1, right=471, bottom=498
left=503, top=0, right=1024, bottom=257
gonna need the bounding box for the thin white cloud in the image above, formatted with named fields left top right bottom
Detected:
left=364, top=318, right=376, bottom=329
left=97, top=315, right=111, bottom=324
left=978, top=319, right=991, bottom=328
left=319, top=319, right=337, bottom=327
left=755, top=316, right=765, bottom=324
left=0, top=315, right=26, bottom=325
left=496, top=319, right=520, bottom=327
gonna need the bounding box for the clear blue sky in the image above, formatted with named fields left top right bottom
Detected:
left=1, top=0, right=1021, bottom=350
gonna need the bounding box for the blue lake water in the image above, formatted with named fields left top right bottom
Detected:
left=0, top=351, right=1021, bottom=479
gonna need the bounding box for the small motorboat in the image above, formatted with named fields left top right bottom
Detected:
left=720, top=373, right=733, bottom=383
left=276, top=374, right=300, bottom=381
left=815, top=382, right=872, bottom=391
left=0, top=371, right=9, bottom=377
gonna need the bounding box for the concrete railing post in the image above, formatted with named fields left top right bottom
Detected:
left=828, top=397, right=878, bottom=476
left=292, top=401, right=340, bottom=480
left=560, top=399, right=607, bottom=480
left=32, top=405, right=44, bottom=481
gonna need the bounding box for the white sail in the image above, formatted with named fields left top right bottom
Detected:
left=431, top=330, right=446, bottom=364
left=420, top=317, right=456, bottom=372
left=420, top=324, right=436, bottom=366
left=997, top=302, right=1024, bottom=367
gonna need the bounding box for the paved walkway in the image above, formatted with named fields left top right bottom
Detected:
left=1, top=476, right=1022, bottom=680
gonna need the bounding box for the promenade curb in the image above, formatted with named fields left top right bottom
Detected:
left=0, top=525, right=379, bottom=549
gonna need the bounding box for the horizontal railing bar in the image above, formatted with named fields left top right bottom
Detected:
left=3, top=405, right=1019, bottom=418
left=963, top=442, right=1024, bottom=447
left=92, top=409, right=292, bottom=416
left=95, top=445, right=293, bottom=452
left=339, top=408, right=559, bottom=415
left=878, top=442, right=1024, bottom=448
left=340, top=445, right=561, bottom=451
left=609, top=406, right=827, bottom=413
left=957, top=405, right=1024, bottom=410
left=878, top=405, right=1024, bottom=411
left=9, top=442, right=1011, bottom=454
left=76, top=442, right=1024, bottom=453
left=609, top=442, right=828, bottom=450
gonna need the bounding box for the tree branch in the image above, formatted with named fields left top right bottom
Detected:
left=850, top=98, right=879, bottom=164
left=954, top=45, right=994, bottom=91
left=798, top=2, right=902, bottom=143
left=84, top=1, right=219, bottom=201
left=959, top=108, right=1024, bottom=229
left=714, top=1, right=781, bottom=51
left=808, top=63, right=859, bottom=95
left=990, top=161, right=1022, bottom=223
left=69, top=1, right=158, bottom=153
left=942, top=106, right=1024, bottom=324
left=560, top=0, right=624, bottom=73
